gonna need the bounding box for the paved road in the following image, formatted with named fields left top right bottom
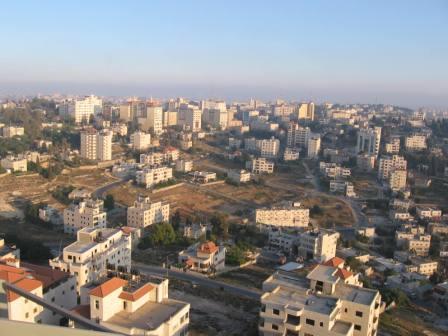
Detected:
left=92, top=178, right=128, bottom=198
left=134, top=263, right=261, bottom=300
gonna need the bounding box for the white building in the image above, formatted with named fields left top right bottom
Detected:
left=297, top=230, right=340, bottom=262
left=139, top=105, right=163, bottom=135
left=130, top=131, right=151, bottom=151
left=247, top=157, right=274, bottom=174
left=0, top=261, right=77, bottom=325
left=127, top=195, right=170, bottom=229
left=63, top=199, right=107, bottom=235
left=227, top=169, right=251, bottom=183
left=80, top=129, right=112, bottom=161
left=178, top=104, right=201, bottom=132
left=110, top=123, right=128, bottom=137
left=136, top=166, right=173, bottom=188
left=357, top=126, right=382, bottom=157
left=356, top=154, right=376, bottom=172
left=405, top=134, right=427, bottom=151
left=260, top=259, right=382, bottom=336
left=283, top=147, right=300, bottom=161
left=330, top=180, right=356, bottom=197
left=1, top=155, right=27, bottom=172
left=60, top=95, right=103, bottom=123
left=388, top=170, right=407, bottom=192
left=244, top=137, right=280, bottom=158
left=179, top=241, right=226, bottom=274
left=287, top=122, right=310, bottom=148
left=416, top=207, right=442, bottom=221
left=2, top=126, right=24, bottom=138
left=385, top=137, right=400, bottom=154
left=378, top=155, right=407, bottom=180
left=307, top=134, right=321, bottom=158
left=49, top=227, right=132, bottom=293
left=319, top=162, right=351, bottom=179
left=296, top=102, right=315, bottom=120
left=85, top=275, right=189, bottom=336
left=256, top=202, right=309, bottom=228
left=175, top=159, right=193, bottom=173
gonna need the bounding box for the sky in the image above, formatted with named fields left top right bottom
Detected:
left=0, top=1, right=447, bottom=107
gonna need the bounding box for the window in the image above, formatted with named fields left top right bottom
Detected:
left=272, top=324, right=279, bottom=330
left=354, top=325, right=361, bottom=331
left=320, top=322, right=323, bottom=327
left=345, top=308, right=348, bottom=313
left=123, top=301, right=127, bottom=309
left=273, top=308, right=280, bottom=315
left=33, top=308, right=38, bottom=313
left=306, top=318, right=315, bottom=326
left=95, top=300, right=99, bottom=309
left=51, top=297, right=55, bottom=302
left=25, top=313, right=29, bottom=318
left=356, top=311, right=363, bottom=317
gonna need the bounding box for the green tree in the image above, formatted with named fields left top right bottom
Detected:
left=210, top=213, right=229, bottom=240
left=149, top=223, right=176, bottom=246
left=104, top=194, right=115, bottom=211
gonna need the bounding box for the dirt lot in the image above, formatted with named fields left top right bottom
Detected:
left=170, top=280, right=259, bottom=336
left=215, top=263, right=275, bottom=290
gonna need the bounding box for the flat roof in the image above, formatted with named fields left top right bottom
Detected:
left=104, top=299, right=188, bottom=331
left=64, top=229, right=119, bottom=254
left=331, top=320, right=353, bottom=335
left=307, top=265, right=340, bottom=284
left=334, top=284, right=377, bottom=306
left=263, top=286, right=338, bottom=315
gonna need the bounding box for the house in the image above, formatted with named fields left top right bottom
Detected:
left=178, top=241, right=226, bottom=274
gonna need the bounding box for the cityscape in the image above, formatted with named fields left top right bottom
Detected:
left=0, top=2, right=448, bottom=336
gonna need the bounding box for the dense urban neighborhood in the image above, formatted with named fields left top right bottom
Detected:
left=1, top=95, right=448, bottom=336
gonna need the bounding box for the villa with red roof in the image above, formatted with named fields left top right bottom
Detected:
left=178, top=241, right=226, bottom=274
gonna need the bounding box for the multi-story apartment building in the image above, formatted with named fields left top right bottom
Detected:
left=356, top=154, right=376, bottom=172
left=244, top=137, right=280, bottom=158
left=296, top=230, right=340, bottom=262
left=49, top=227, right=132, bottom=292
left=384, top=137, right=400, bottom=154
left=296, top=102, right=315, bottom=120
left=357, top=126, right=382, bottom=157
left=260, top=259, right=382, bottom=336
left=377, top=155, right=407, bottom=180
left=163, top=110, right=178, bottom=127
left=80, top=129, right=112, bottom=161
left=175, top=159, right=193, bottom=173
left=256, top=202, right=309, bottom=228
left=247, top=157, right=274, bottom=174
left=178, top=241, right=226, bottom=274
left=0, top=155, right=27, bottom=172
left=130, top=131, right=151, bottom=151
left=405, top=258, right=438, bottom=276
left=136, top=166, right=173, bottom=188
left=127, top=195, right=170, bottom=228
left=110, top=123, right=128, bottom=137
left=85, top=275, right=190, bottom=336
left=330, top=180, right=356, bottom=197
left=319, top=162, right=351, bottom=179
left=388, top=170, right=407, bottom=191
left=178, top=103, right=201, bottom=131
left=416, top=206, right=442, bottom=221
left=119, top=99, right=146, bottom=122
left=202, top=106, right=228, bottom=129
left=283, top=147, right=300, bottom=161
left=307, top=134, right=321, bottom=158
left=406, top=235, right=431, bottom=256
left=140, top=149, right=179, bottom=167
left=63, top=199, right=107, bottom=235
left=287, top=122, right=310, bottom=148
left=139, top=105, right=163, bottom=134
left=405, top=134, right=427, bottom=151
left=2, top=125, right=24, bottom=138
left=59, top=95, right=103, bottom=123
left=273, top=104, right=295, bottom=117
left=227, top=169, right=251, bottom=183
left=0, top=261, right=77, bottom=325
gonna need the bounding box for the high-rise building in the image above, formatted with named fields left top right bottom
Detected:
left=357, top=127, right=382, bottom=157
left=378, top=155, right=407, bottom=180
left=139, top=105, right=163, bottom=134
left=389, top=169, right=407, bottom=191
left=59, top=95, right=102, bottom=123
left=178, top=104, right=202, bottom=131
left=127, top=195, right=170, bottom=228
left=287, top=122, right=310, bottom=148
left=307, top=134, right=321, bottom=158
left=80, top=129, right=112, bottom=161
left=119, top=98, right=146, bottom=122
left=297, top=102, right=315, bottom=120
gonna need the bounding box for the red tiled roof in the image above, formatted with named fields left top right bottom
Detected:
left=119, top=283, right=154, bottom=302
left=336, top=268, right=353, bottom=280
left=198, top=241, right=218, bottom=254
left=323, top=257, right=345, bottom=268
left=7, top=277, right=42, bottom=302
left=21, top=262, right=70, bottom=289
left=71, top=304, right=91, bottom=319
left=89, top=278, right=127, bottom=298
left=121, top=226, right=136, bottom=235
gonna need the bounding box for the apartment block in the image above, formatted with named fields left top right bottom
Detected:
left=2, top=126, right=24, bottom=138
left=377, top=155, right=407, bottom=180
left=178, top=241, right=226, bottom=274
left=49, top=227, right=132, bottom=292
left=307, top=134, right=321, bottom=158
left=320, top=162, right=351, bottom=179
left=136, top=166, right=173, bottom=188
left=63, top=199, right=107, bottom=235
left=83, top=275, right=189, bottom=336
left=163, top=110, right=178, bottom=127
left=388, top=170, right=407, bottom=192
left=0, top=155, right=27, bottom=172
left=60, top=95, right=102, bottom=123
left=227, top=169, right=251, bottom=183
left=178, top=104, right=201, bottom=131
left=330, top=180, right=356, bottom=197
left=385, top=137, right=400, bottom=154
left=357, top=126, right=382, bottom=157
left=405, top=134, right=427, bottom=151
left=245, top=137, right=280, bottom=158
left=283, top=147, right=300, bottom=161
left=256, top=202, right=310, bottom=228
left=127, top=195, right=170, bottom=228
left=260, top=260, right=382, bottom=336
left=80, top=129, right=112, bottom=161
left=175, top=159, right=193, bottom=173
left=130, top=131, right=151, bottom=151
left=139, top=105, right=163, bottom=134
left=297, top=230, right=340, bottom=262
left=247, top=157, right=275, bottom=174
left=296, top=102, right=315, bottom=120
left=119, top=99, right=146, bottom=122
left=356, top=154, right=376, bottom=172
left=416, top=207, right=442, bottom=221
left=287, top=122, right=310, bottom=148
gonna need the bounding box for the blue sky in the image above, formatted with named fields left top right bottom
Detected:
left=0, top=1, right=447, bottom=106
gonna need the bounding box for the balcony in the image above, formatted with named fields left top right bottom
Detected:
left=285, top=314, right=301, bottom=331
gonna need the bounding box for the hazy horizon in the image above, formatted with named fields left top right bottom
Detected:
left=0, top=1, right=447, bottom=108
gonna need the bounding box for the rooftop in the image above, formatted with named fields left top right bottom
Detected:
left=334, top=283, right=377, bottom=305
left=103, top=299, right=188, bottom=331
